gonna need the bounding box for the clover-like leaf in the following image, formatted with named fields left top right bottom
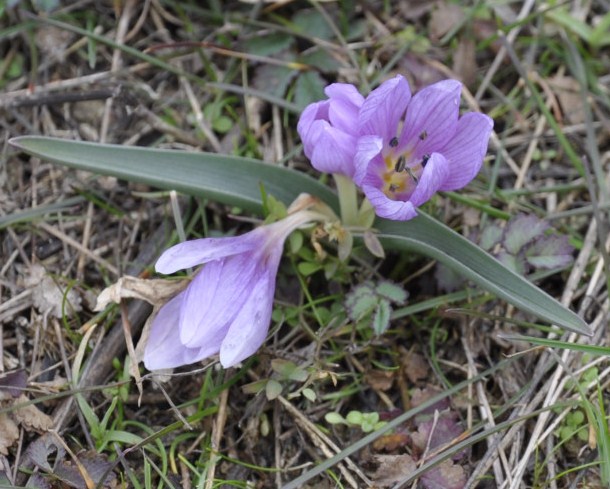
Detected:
left=503, top=214, right=549, bottom=254
left=345, top=282, right=378, bottom=321
left=525, top=234, right=574, bottom=269
left=373, top=299, right=392, bottom=336
left=375, top=280, right=408, bottom=304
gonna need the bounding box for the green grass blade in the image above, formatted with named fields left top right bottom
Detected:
left=376, top=216, right=590, bottom=335
left=9, top=136, right=589, bottom=335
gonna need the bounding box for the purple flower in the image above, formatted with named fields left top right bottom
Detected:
left=297, top=83, right=364, bottom=178
left=144, top=211, right=318, bottom=370
left=298, top=75, right=493, bottom=221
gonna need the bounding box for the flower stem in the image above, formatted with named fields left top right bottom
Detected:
left=333, top=174, right=359, bottom=227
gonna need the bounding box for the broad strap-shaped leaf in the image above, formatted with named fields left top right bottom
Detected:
left=376, top=216, right=589, bottom=335
left=9, top=136, right=338, bottom=215
left=9, top=136, right=590, bottom=335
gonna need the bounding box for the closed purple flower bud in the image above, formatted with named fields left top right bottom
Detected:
left=144, top=211, right=318, bottom=370
left=297, top=83, right=364, bottom=178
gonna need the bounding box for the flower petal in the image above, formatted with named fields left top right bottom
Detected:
left=156, top=232, right=261, bottom=274
left=439, top=113, right=493, bottom=191
left=309, top=121, right=358, bottom=177
left=362, top=183, right=418, bottom=221
left=353, top=135, right=384, bottom=185
left=144, top=292, right=211, bottom=370
left=400, top=79, right=462, bottom=155
left=219, top=254, right=280, bottom=367
left=358, top=75, right=411, bottom=143
left=325, top=83, right=364, bottom=133
left=179, top=254, right=258, bottom=347
left=408, top=153, right=450, bottom=207
left=297, top=100, right=329, bottom=158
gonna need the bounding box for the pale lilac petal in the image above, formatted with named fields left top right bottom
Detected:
left=439, top=113, right=493, bottom=191
left=156, top=232, right=260, bottom=274
left=408, top=153, right=450, bottom=207
left=358, top=75, right=411, bottom=143
left=144, top=292, right=212, bottom=370
left=353, top=135, right=384, bottom=185
left=325, top=83, right=365, bottom=108
left=362, top=184, right=418, bottom=221
left=179, top=255, right=258, bottom=347
left=325, top=83, right=364, bottom=133
left=400, top=79, right=462, bottom=154
left=309, top=121, right=358, bottom=177
left=297, top=100, right=329, bottom=158
left=219, top=264, right=277, bottom=367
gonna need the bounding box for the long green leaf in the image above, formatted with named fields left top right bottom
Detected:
left=9, top=136, right=589, bottom=335
left=9, top=136, right=338, bottom=214
left=376, top=217, right=588, bottom=335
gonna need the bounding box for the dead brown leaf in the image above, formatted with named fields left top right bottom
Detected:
left=0, top=413, right=19, bottom=455
left=548, top=74, right=585, bottom=124
left=429, top=2, right=465, bottom=41
left=11, top=394, right=54, bottom=432
left=370, top=453, right=417, bottom=487
left=365, top=370, right=395, bottom=391
left=402, top=351, right=430, bottom=384
left=452, top=38, right=477, bottom=88
left=95, top=275, right=188, bottom=311
left=421, top=458, right=467, bottom=489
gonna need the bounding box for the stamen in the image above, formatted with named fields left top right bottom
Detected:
left=419, top=130, right=428, bottom=141
left=421, top=154, right=430, bottom=167
left=389, top=137, right=399, bottom=148
left=405, top=167, right=419, bottom=184
left=394, top=155, right=406, bottom=172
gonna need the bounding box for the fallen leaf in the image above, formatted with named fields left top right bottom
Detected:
left=370, top=453, right=417, bottom=487
left=0, top=413, right=19, bottom=455
left=25, top=432, right=65, bottom=472
left=452, top=37, right=477, bottom=88
left=429, top=2, right=465, bottom=41
left=421, top=459, right=467, bottom=489
left=54, top=450, right=116, bottom=489
left=372, top=432, right=411, bottom=452
left=548, top=74, right=585, bottom=124
left=365, top=370, right=395, bottom=391
left=412, top=411, right=465, bottom=459
left=26, top=264, right=82, bottom=318
left=402, top=351, right=429, bottom=384
left=95, top=275, right=188, bottom=311
left=11, top=394, right=53, bottom=432
left=0, top=369, right=27, bottom=399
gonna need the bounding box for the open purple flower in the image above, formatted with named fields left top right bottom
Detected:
left=298, top=75, right=493, bottom=221
left=144, top=210, right=319, bottom=370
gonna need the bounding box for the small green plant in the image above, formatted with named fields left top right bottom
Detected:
left=345, top=280, right=408, bottom=335
left=325, top=410, right=386, bottom=433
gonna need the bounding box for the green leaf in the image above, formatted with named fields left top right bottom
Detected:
left=265, top=379, right=283, bottom=400
left=375, top=216, right=589, bottom=336
left=375, top=281, right=408, bottom=304
left=372, top=299, right=391, bottom=335
left=9, top=136, right=338, bottom=216
left=324, top=412, right=345, bottom=425
left=9, top=136, right=590, bottom=336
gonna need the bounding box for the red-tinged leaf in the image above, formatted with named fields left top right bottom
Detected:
left=421, top=459, right=467, bottom=489
left=0, top=369, right=27, bottom=398
left=412, top=412, right=466, bottom=460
